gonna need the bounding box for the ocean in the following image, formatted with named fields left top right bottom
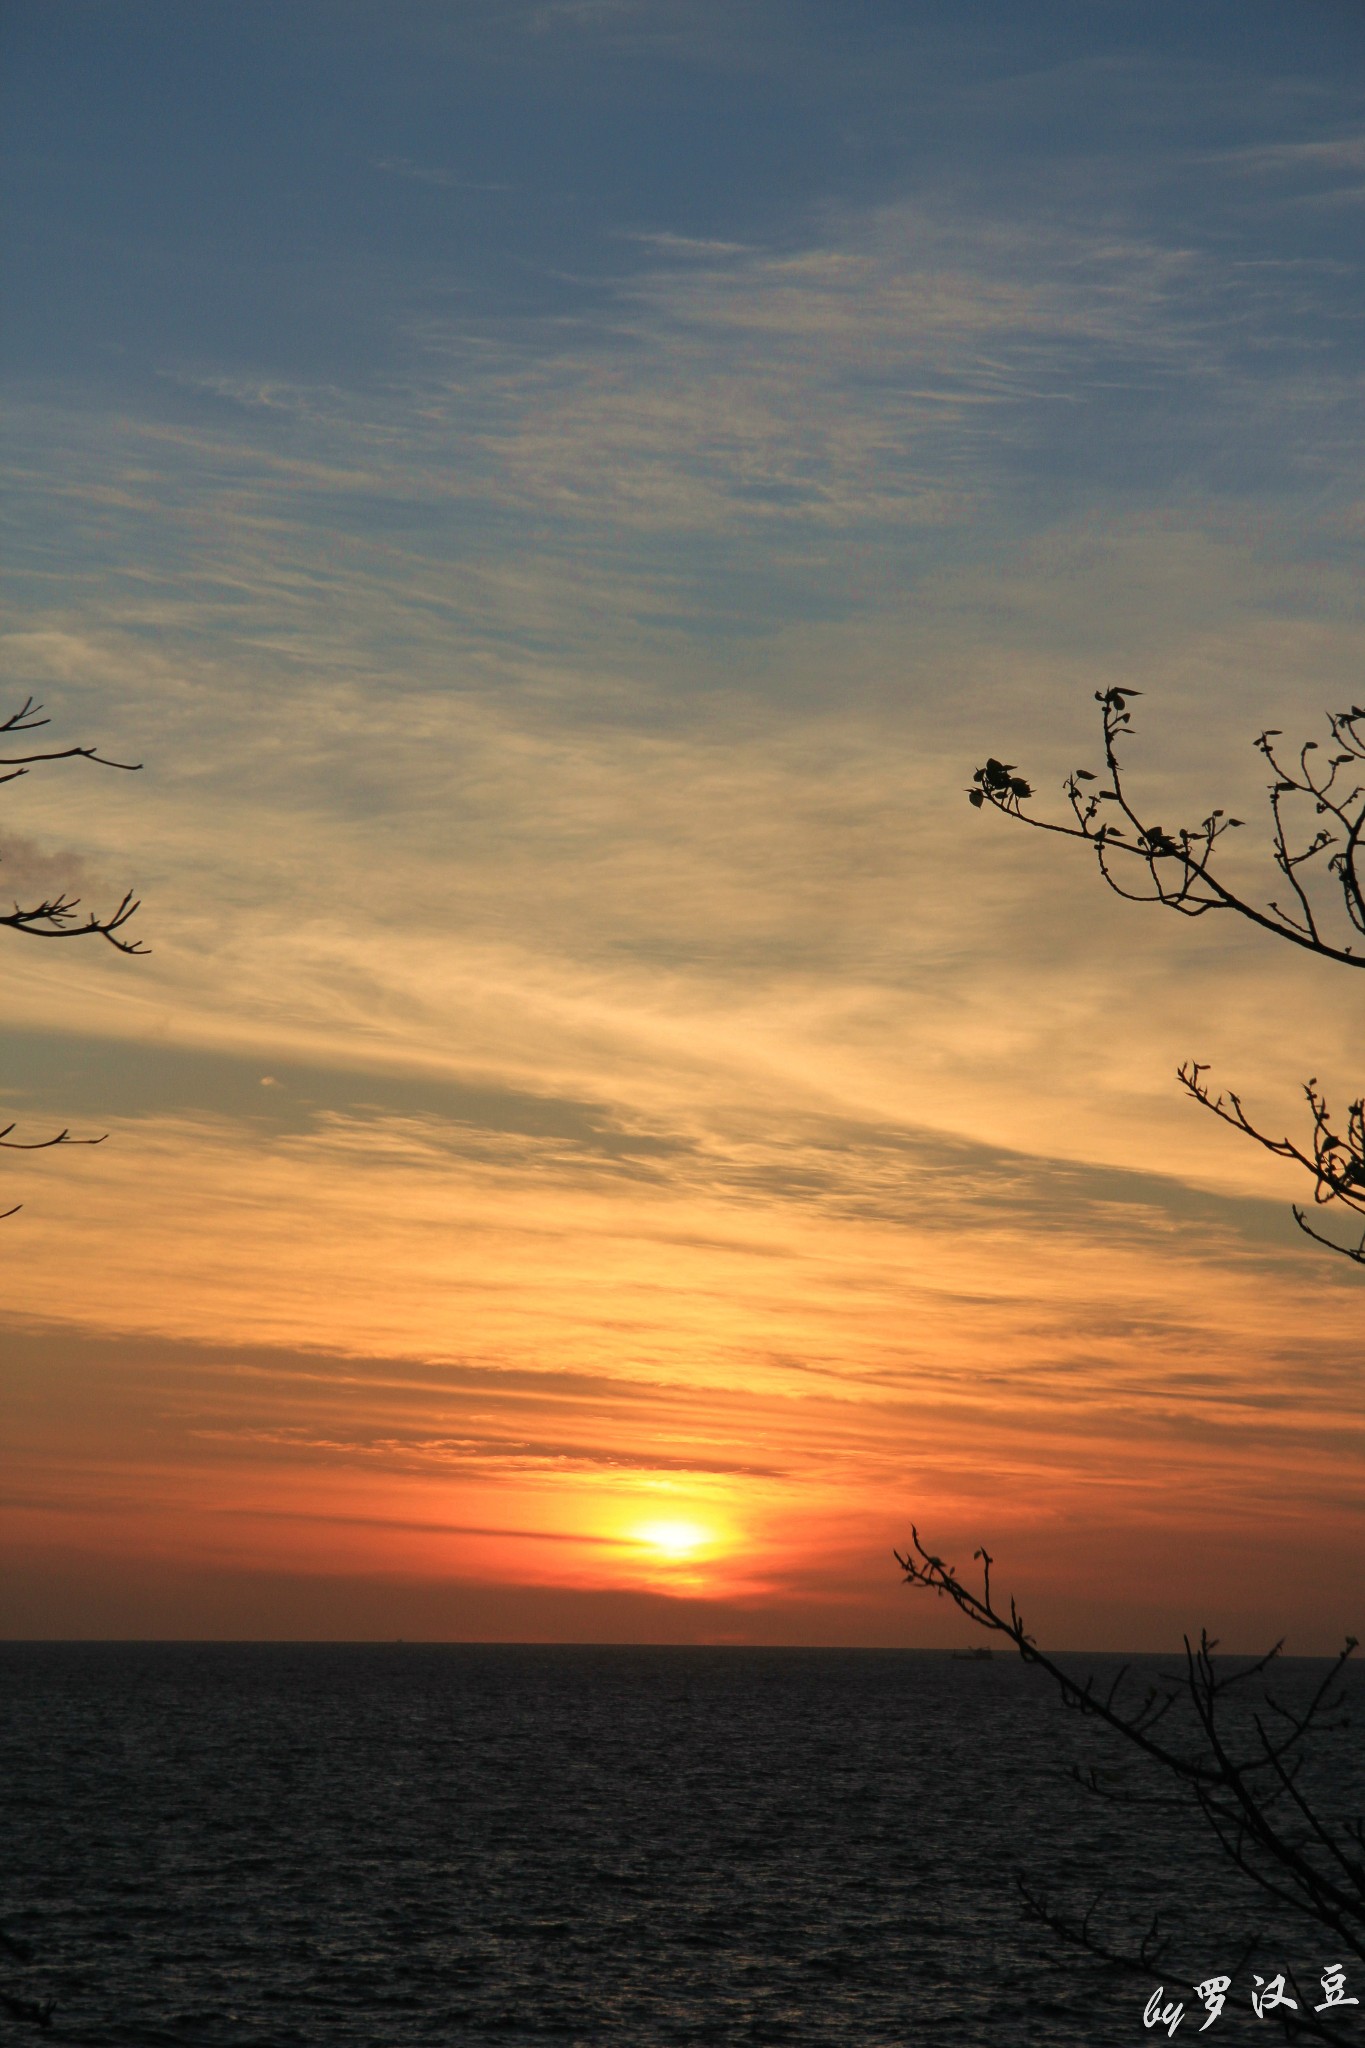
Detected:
left=1, top=1643, right=1360, bottom=2045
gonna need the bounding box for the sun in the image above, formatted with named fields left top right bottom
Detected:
left=634, top=1517, right=711, bottom=1561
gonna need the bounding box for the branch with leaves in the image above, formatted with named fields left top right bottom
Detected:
left=970, top=692, right=1364, bottom=1263
left=969, top=689, right=1365, bottom=967
left=897, top=1531, right=1365, bottom=2039
left=1178, top=1067, right=1365, bottom=1269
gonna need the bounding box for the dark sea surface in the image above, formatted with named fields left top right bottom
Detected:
left=1, top=1645, right=1362, bottom=2047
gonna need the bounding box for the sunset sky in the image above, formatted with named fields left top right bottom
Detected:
left=2, top=0, right=1363, bottom=1649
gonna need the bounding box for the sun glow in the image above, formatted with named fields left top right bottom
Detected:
left=634, top=1518, right=712, bottom=1560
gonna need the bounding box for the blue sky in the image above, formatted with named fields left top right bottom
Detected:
left=7, top=2, right=1363, bottom=591
left=2, top=2, right=1363, bottom=1644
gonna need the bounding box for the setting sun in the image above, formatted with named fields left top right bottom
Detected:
left=634, top=1519, right=712, bottom=1561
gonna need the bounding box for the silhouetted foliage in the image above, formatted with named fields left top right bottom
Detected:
left=908, top=690, right=1365, bottom=2030
left=971, top=689, right=1365, bottom=1266
left=897, top=1533, right=1365, bottom=2039
left=1, top=695, right=144, bottom=1215
left=1178, top=1066, right=1365, bottom=1271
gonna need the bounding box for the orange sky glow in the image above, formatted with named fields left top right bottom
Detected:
left=3, top=7, right=1362, bottom=1654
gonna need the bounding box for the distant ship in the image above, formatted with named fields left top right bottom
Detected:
left=950, top=1646, right=993, bottom=1661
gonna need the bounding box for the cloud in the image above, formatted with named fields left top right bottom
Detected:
left=5, top=23, right=1365, bottom=1645
left=526, top=0, right=645, bottom=34
left=613, top=231, right=752, bottom=257
left=371, top=157, right=513, bottom=193
left=185, top=1424, right=783, bottom=1483
left=154, top=368, right=316, bottom=414
left=0, top=832, right=97, bottom=909
left=1211, top=134, right=1365, bottom=179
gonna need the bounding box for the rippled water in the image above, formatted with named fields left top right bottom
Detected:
left=1, top=1644, right=1359, bottom=2045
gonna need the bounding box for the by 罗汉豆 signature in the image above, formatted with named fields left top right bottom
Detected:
left=1143, top=1964, right=1360, bottom=2033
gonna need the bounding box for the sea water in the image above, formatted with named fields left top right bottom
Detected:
left=1, top=1644, right=1360, bottom=2045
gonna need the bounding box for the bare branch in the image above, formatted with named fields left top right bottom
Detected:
left=0, top=695, right=142, bottom=775
left=1, top=698, right=145, bottom=1211
left=0, top=1113, right=109, bottom=1216
left=897, top=1535, right=1365, bottom=1969
left=0, top=887, right=147, bottom=955
left=0, top=698, right=145, bottom=950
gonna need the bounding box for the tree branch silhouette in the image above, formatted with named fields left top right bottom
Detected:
left=970, top=691, right=1365, bottom=1266
left=928, top=691, right=1365, bottom=2026
left=1178, top=1067, right=1365, bottom=1269
left=0, top=698, right=145, bottom=2018
left=897, top=1532, right=1365, bottom=2039
left=0, top=697, right=145, bottom=953
left=0, top=696, right=145, bottom=1217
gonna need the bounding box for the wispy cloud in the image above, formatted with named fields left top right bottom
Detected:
left=613, top=230, right=752, bottom=257
left=527, top=0, right=646, bottom=34
left=372, top=156, right=514, bottom=193
left=1211, top=134, right=1365, bottom=179
left=4, top=5, right=1364, bottom=1641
